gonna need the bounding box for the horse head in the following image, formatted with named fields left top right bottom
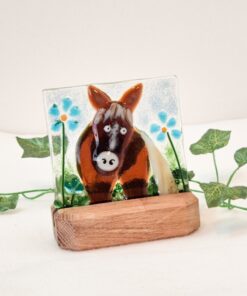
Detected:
left=88, top=83, right=143, bottom=174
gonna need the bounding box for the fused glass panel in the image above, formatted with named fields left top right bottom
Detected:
left=44, top=76, right=189, bottom=208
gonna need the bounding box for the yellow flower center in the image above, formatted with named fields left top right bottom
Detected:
left=60, top=114, right=68, bottom=122
left=162, top=126, right=167, bottom=133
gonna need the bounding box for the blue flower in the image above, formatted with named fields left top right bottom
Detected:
left=49, top=98, right=80, bottom=132
left=150, top=111, right=182, bottom=142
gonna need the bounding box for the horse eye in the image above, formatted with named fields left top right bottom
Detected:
left=103, top=125, right=111, bottom=133
left=120, top=127, right=127, bottom=135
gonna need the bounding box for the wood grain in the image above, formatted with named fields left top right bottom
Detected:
left=52, top=192, right=200, bottom=251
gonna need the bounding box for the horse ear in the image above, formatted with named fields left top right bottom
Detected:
left=88, top=85, right=111, bottom=109
left=119, top=83, right=143, bottom=112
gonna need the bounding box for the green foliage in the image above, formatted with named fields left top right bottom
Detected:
left=198, top=183, right=247, bottom=208
left=199, top=182, right=228, bottom=207
left=229, top=186, right=247, bottom=200
left=2, top=128, right=246, bottom=213
left=171, top=168, right=193, bottom=192
left=16, top=136, right=50, bottom=158
left=165, top=139, right=188, bottom=192
left=64, top=174, right=84, bottom=193
left=112, top=177, right=161, bottom=201
left=111, top=177, right=161, bottom=201
left=70, top=195, right=90, bottom=207
left=112, top=183, right=125, bottom=201
left=104, top=177, right=160, bottom=202
left=55, top=174, right=89, bottom=208
left=172, top=168, right=188, bottom=180
left=0, top=194, right=19, bottom=212
left=190, top=129, right=247, bottom=211
left=61, top=194, right=90, bottom=208
left=234, top=147, right=247, bottom=167
left=54, top=200, right=63, bottom=209
left=147, top=176, right=159, bottom=195
left=0, top=189, right=53, bottom=212
left=190, top=129, right=231, bottom=155
left=16, top=135, right=68, bottom=158
left=64, top=174, right=89, bottom=207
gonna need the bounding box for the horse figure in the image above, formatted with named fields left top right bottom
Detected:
left=76, top=83, right=177, bottom=204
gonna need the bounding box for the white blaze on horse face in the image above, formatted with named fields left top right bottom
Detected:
left=109, top=123, right=119, bottom=151
left=96, top=151, right=119, bottom=172
left=103, top=103, right=133, bottom=126
left=115, top=104, right=125, bottom=120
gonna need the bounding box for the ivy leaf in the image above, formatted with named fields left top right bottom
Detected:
left=229, top=186, right=247, bottom=200
left=172, top=168, right=194, bottom=181
left=172, top=168, right=188, bottom=180
left=16, top=135, right=68, bottom=158
left=17, top=136, right=50, bottom=158
left=190, top=129, right=231, bottom=155
left=52, top=135, right=68, bottom=156
left=199, top=183, right=247, bottom=207
left=0, top=194, right=19, bottom=212
left=199, top=182, right=228, bottom=208
left=234, top=147, right=247, bottom=167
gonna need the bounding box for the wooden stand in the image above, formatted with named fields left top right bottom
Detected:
left=52, top=192, right=200, bottom=251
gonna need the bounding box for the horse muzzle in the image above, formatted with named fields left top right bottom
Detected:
left=96, top=151, right=119, bottom=172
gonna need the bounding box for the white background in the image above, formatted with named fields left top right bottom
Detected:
left=0, top=0, right=247, bottom=134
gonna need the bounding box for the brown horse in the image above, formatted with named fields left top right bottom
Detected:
left=76, top=83, right=177, bottom=204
